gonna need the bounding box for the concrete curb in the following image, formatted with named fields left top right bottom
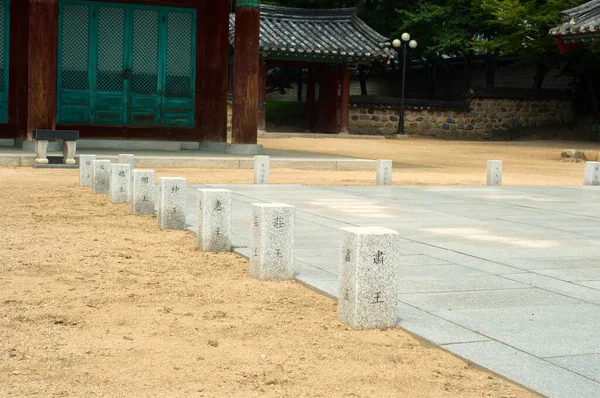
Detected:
left=0, top=153, right=376, bottom=171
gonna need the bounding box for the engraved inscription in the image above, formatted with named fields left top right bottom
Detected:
left=344, top=248, right=351, bottom=262
left=372, top=292, right=383, bottom=304
left=273, top=216, right=285, bottom=229
left=141, top=176, right=149, bottom=184
left=373, top=250, right=385, bottom=265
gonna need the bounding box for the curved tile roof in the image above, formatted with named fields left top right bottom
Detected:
left=229, top=5, right=395, bottom=64
left=550, top=0, right=600, bottom=37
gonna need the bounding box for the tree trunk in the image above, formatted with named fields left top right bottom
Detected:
left=533, top=62, right=549, bottom=89
left=359, top=67, right=368, bottom=96
left=485, top=52, right=499, bottom=88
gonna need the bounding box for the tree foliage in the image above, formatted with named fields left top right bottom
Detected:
left=262, top=0, right=600, bottom=94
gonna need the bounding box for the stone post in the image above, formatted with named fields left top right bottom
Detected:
left=584, top=161, right=600, bottom=186
left=79, top=154, right=96, bottom=187
left=118, top=154, right=134, bottom=169
left=92, top=160, right=110, bottom=194
left=254, top=155, right=270, bottom=184
left=119, top=154, right=135, bottom=201
left=131, top=170, right=156, bottom=215
left=34, top=140, right=49, bottom=165
left=338, top=226, right=400, bottom=330
left=251, top=203, right=295, bottom=280
left=376, top=160, right=393, bottom=186
left=109, top=164, right=131, bottom=204
left=197, top=189, right=232, bottom=252
left=487, top=160, right=503, bottom=186
left=157, top=178, right=187, bottom=230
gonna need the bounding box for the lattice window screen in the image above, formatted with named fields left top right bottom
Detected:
left=0, top=0, right=5, bottom=90
left=97, top=7, right=124, bottom=92
left=166, top=11, right=193, bottom=95
left=132, top=9, right=159, bottom=94
left=60, top=4, right=90, bottom=91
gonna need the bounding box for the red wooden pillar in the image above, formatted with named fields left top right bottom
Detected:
left=232, top=0, right=260, bottom=144
left=339, top=64, right=350, bottom=133
left=317, top=66, right=339, bottom=133
left=305, top=67, right=315, bottom=132
left=257, top=61, right=266, bottom=132
left=201, top=0, right=229, bottom=142
left=27, top=0, right=58, bottom=140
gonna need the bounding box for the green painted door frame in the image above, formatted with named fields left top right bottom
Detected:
left=0, top=0, right=10, bottom=124
left=57, top=0, right=197, bottom=128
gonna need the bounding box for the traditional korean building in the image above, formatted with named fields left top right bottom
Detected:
left=0, top=0, right=256, bottom=146
left=549, top=0, right=600, bottom=53
left=229, top=5, right=394, bottom=133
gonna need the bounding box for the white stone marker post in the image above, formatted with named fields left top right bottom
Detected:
left=131, top=170, right=156, bottom=215
left=250, top=203, right=295, bottom=280
left=584, top=161, right=600, bottom=186
left=118, top=154, right=135, bottom=201
left=487, top=160, right=503, bottom=186
left=118, top=154, right=135, bottom=169
left=376, top=159, right=393, bottom=186
left=254, top=156, right=270, bottom=184
left=197, top=189, right=232, bottom=252
left=157, top=177, right=187, bottom=230
left=338, top=226, right=400, bottom=330
left=79, top=154, right=96, bottom=187
left=109, top=164, right=131, bottom=204
left=92, top=160, right=111, bottom=194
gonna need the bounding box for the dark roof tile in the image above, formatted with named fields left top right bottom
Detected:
left=229, top=5, right=394, bottom=62
left=550, top=0, right=600, bottom=36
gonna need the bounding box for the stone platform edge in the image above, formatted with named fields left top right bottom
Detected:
left=0, top=154, right=376, bottom=171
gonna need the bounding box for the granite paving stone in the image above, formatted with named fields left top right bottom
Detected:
left=183, top=184, right=600, bottom=396
left=434, top=304, right=599, bottom=357
left=445, top=341, right=600, bottom=398
left=399, top=287, right=582, bottom=311
left=547, top=354, right=600, bottom=382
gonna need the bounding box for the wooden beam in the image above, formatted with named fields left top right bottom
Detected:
left=201, top=0, right=229, bottom=142
left=317, top=66, right=339, bottom=133
left=339, top=64, right=350, bottom=133
left=305, top=67, right=315, bottom=132
left=26, top=0, right=58, bottom=140
left=231, top=1, right=260, bottom=144
left=4, top=0, right=29, bottom=139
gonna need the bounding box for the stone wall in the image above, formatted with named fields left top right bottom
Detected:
left=349, top=90, right=574, bottom=139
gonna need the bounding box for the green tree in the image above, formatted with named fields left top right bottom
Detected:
left=474, top=0, right=581, bottom=88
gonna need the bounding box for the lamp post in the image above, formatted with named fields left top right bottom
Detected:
left=392, top=33, right=418, bottom=134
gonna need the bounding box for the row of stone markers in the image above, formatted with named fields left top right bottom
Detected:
left=78, top=153, right=402, bottom=330
left=256, top=156, right=396, bottom=186
left=487, top=160, right=600, bottom=186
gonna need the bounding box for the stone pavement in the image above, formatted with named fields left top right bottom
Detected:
left=184, top=184, right=600, bottom=398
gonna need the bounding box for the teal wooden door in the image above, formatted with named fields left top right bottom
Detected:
left=95, top=4, right=127, bottom=125
left=57, top=1, right=196, bottom=128
left=0, top=0, right=10, bottom=124
left=163, top=9, right=196, bottom=128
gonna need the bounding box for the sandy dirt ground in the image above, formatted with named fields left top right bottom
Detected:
left=255, top=137, right=596, bottom=186
left=0, top=163, right=537, bottom=396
